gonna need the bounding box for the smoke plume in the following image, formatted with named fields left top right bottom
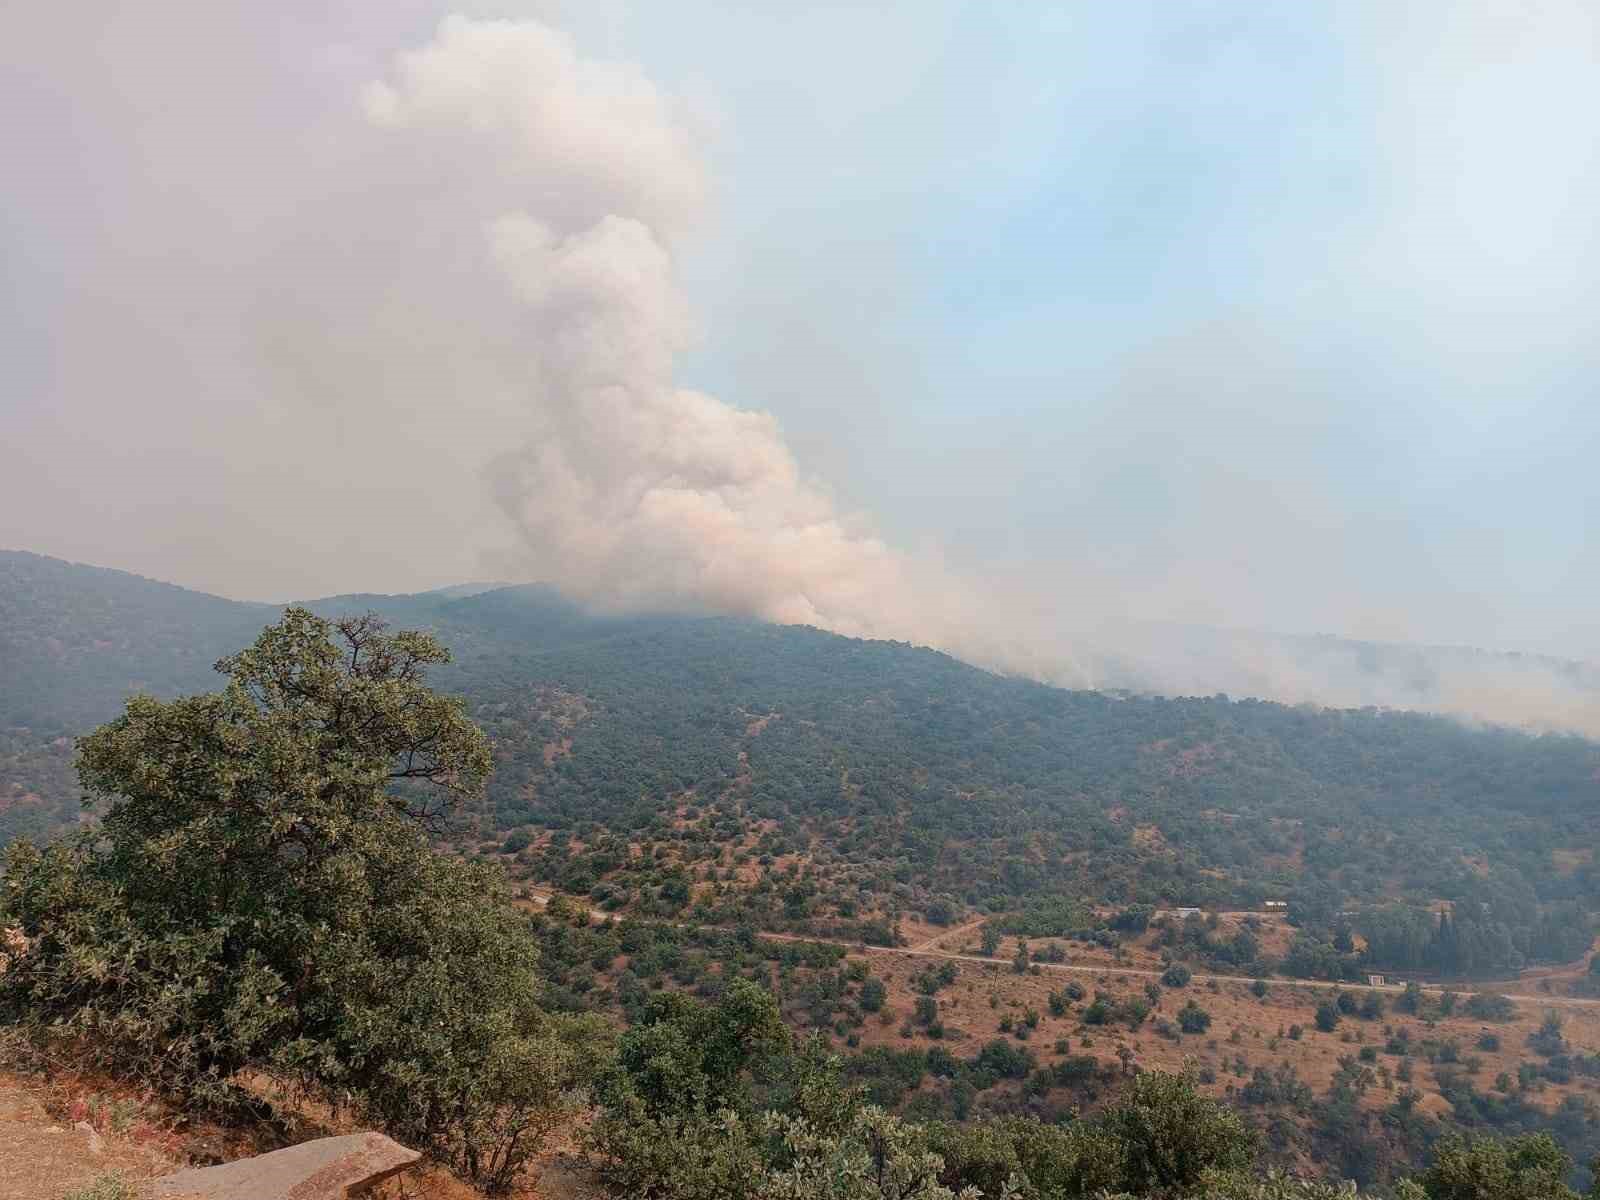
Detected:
left=5, top=7, right=1597, bottom=738
left=363, top=17, right=976, bottom=643
left=350, top=15, right=1600, bottom=737
left=359, top=16, right=1600, bottom=737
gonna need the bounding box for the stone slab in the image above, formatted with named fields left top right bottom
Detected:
left=150, top=1132, right=420, bottom=1199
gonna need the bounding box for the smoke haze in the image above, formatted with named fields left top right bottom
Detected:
left=3, top=4, right=1599, bottom=734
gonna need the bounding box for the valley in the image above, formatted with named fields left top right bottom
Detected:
left=5, top=549, right=1600, bottom=1193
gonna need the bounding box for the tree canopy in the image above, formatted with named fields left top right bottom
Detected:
left=0, top=609, right=588, bottom=1192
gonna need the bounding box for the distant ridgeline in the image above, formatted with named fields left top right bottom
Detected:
left=3, top=548, right=1599, bottom=977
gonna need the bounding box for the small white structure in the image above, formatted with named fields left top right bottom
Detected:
left=1174, top=906, right=1202, bottom=918
left=1368, top=974, right=1386, bottom=988
left=1264, top=899, right=1288, bottom=911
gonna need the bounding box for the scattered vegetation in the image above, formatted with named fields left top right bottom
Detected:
left=6, top=576, right=1600, bottom=1197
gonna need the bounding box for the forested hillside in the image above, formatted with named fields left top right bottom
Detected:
left=9, top=552, right=1600, bottom=1193
left=0, top=550, right=273, bottom=734
left=4, top=549, right=1599, bottom=978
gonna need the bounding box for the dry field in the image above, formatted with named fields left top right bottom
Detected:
left=839, top=926, right=1600, bottom=1123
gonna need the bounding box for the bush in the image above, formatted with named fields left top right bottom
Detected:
left=974, top=1038, right=1036, bottom=1079
left=859, top=977, right=887, bottom=1013
left=63, top=1175, right=138, bottom=1200
left=588, top=980, right=795, bottom=1196
left=501, top=827, right=535, bottom=855
left=1315, top=1002, right=1341, bottom=1033
left=1178, top=1001, right=1213, bottom=1035
left=1162, top=963, right=1193, bottom=989
left=1099, top=1071, right=1256, bottom=1193
left=1465, top=992, right=1516, bottom=1022
left=1412, top=1131, right=1576, bottom=1200
left=1528, top=1012, right=1566, bottom=1058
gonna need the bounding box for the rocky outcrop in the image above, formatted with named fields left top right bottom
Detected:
left=150, top=1132, right=420, bottom=1199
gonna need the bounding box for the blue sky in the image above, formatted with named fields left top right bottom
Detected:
left=2, top=2, right=1596, bottom=662
left=571, top=1, right=1599, bottom=655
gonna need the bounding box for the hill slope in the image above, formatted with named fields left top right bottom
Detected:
left=3, top=549, right=1598, bottom=974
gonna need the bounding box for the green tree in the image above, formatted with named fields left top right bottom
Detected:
left=762, top=1106, right=979, bottom=1200
left=1178, top=1001, right=1213, bottom=1035
left=1408, top=1132, right=1582, bottom=1200
left=0, top=610, right=586, bottom=1192
left=588, top=979, right=795, bottom=1197
left=1315, top=1002, right=1340, bottom=1033
left=608, top=978, right=790, bottom=1118
left=861, top=977, right=888, bottom=1013
left=1098, top=1071, right=1256, bottom=1193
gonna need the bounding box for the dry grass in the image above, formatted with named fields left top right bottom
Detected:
left=846, top=936, right=1600, bottom=1122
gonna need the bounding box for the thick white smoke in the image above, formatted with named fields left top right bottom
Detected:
left=357, top=15, right=1600, bottom=738
left=363, top=16, right=977, bottom=643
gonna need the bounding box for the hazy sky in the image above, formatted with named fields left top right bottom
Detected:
left=3, top=3, right=1598, bottom=667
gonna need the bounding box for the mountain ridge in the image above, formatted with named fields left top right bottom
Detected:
left=4, top=548, right=1597, bottom=956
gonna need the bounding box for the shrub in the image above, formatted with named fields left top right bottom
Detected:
left=974, top=1038, right=1036, bottom=1079
left=1162, top=963, right=1193, bottom=989
left=1465, top=992, right=1516, bottom=1022
left=63, top=1175, right=138, bottom=1200
left=1412, top=1131, right=1575, bottom=1200
left=1099, top=1071, right=1256, bottom=1193
left=1528, top=1012, right=1566, bottom=1058
left=859, top=977, right=887, bottom=1013
left=588, top=980, right=793, bottom=1196
left=1178, top=1001, right=1213, bottom=1035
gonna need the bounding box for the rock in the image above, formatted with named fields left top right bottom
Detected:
left=150, top=1132, right=420, bottom=1199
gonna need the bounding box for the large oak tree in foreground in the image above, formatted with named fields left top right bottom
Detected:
left=0, top=608, right=594, bottom=1192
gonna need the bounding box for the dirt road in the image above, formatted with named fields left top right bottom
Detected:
left=522, top=888, right=1600, bottom=1010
